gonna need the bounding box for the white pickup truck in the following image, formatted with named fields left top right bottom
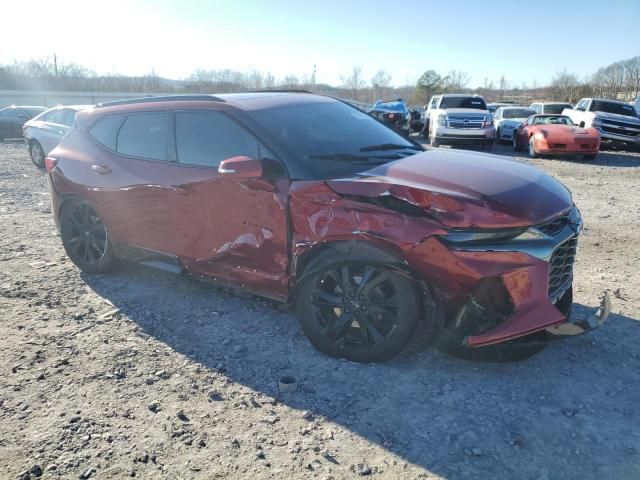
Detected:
left=562, top=98, right=640, bottom=149
left=425, top=94, right=495, bottom=150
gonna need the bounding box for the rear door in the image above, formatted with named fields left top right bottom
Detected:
left=166, top=109, right=290, bottom=297
left=84, top=111, right=177, bottom=253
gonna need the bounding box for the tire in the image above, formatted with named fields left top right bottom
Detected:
left=429, top=126, right=439, bottom=148
left=495, top=128, right=502, bottom=144
left=528, top=137, right=539, bottom=158
left=512, top=134, right=521, bottom=151
left=29, top=140, right=46, bottom=169
left=295, top=245, right=419, bottom=362
left=60, top=200, right=117, bottom=274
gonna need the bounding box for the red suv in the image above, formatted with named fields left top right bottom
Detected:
left=45, top=92, right=610, bottom=362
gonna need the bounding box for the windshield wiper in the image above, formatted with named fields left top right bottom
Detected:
left=307, top=153, right=401, bottom=161
left=359, top=143, right=423, bottom=152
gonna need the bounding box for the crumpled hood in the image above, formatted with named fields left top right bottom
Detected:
left=327, top=149, right=572, bottom=229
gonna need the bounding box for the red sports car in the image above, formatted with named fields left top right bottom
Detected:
left=44, top=93, right=610, bottom=362
left=513, top=114, right=600, bottom=159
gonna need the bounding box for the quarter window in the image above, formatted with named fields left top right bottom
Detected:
left=116, top=112, right=168, bottom=160
left=89, top=114, right=126, bottom=151
left=175, top=111, right=259, bottom=168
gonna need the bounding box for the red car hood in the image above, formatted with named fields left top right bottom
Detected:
left=327, top=149, right=572, bottom=229
left=534, top=125, right=597, bottom=137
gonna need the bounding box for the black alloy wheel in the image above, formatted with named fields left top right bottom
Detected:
left=60, top=201, right=116, bottom=273
left=297, top=262, right=418, bottom=362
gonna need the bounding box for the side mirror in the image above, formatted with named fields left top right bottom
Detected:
left=218, top=156, right=263, bottom=179
left=579, top=121, right=585, bottom=128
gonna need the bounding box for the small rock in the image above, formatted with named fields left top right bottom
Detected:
left=30, top=465, right=43, bottom=477
left=46, top=465, right=57, bottom=472
left=177, top=409, right=189, bottom=421
left=208, top=391, right=223, bottom=402
left=262, top=414, right=279, bottom=425
left=354, top=463, right=372, bottom=476
left=79, top=466, right=95, bottom=479
left=302, top=410, right=315, bottom=421
left=148, top=401, right=161, bottom=413
left=231, top=438, right=240, bottom=448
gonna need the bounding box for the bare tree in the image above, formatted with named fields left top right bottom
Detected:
left=341, top=67, right=366, bottom=101
left=442, top=70, right=471, bottom=92
left=371, top=69, right=392, bottom=101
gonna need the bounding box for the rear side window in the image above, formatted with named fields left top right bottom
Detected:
left=89, top=114, right=126, bottom=151
left=175, top=111, right=259, bottom=168
left=117, top=112, right=168, bottom=160
left=47, top=109, right=67, bottom=125
left=61, top=109, right=76, bottom=127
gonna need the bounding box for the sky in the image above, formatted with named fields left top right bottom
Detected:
left=0, top=0, right=638, bottom=88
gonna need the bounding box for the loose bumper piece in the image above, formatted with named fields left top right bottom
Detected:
left=546, top=292, right=611, bottom=338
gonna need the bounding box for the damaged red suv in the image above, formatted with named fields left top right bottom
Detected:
left=45, top=92, right=611, bottom=362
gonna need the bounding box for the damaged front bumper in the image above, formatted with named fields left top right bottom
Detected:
left=546, top=292, right=611, bottom=339
left=404, top=205, right=612, bottom=348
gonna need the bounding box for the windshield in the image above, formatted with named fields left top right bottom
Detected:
left=543, top=103, right=572, bottom=114
left=503, top=108, right=535, bottom=119
left=250, top=101, right=419, bottom=178
left=439, top=97, right=487, bottom=110
left=22, top=107, right=47, bottom=116
left=590, top=100, right=637, bottom=117
left=532, top=115, right=575, bottom=126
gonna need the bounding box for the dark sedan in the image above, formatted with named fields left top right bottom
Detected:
left=0, top=106, right=47, bottom=140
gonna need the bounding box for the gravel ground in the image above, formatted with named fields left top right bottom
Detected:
left=1, top=139, right=639, bottom=480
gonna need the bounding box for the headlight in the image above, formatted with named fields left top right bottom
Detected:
left=482, top=116, right=494, bottom=128
left=534, top=131, right=547, bottom=139
left=442, top=228, right=528, bottom=244
left=591, top=118, right=601, bottom=126
left=437, top=114, right=447, bottom=126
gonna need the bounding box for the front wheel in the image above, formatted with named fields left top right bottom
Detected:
left=528, top=137, right=539, bottom=158
left=60, top=200, right=117, bottom=274
left=295, top=258, right=419, bottom=362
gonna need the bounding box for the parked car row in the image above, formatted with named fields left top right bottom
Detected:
left=42, top=91, right=610, bottom=363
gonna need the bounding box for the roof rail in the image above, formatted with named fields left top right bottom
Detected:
left=245, top=89, right=313, bottom=94
left=96, top=95, right=225, bottom=108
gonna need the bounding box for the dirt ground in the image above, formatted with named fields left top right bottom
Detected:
left=1, top=138, right=639, bottom=480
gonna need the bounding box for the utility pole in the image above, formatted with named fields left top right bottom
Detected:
left=311, top=64, right=316, bottom=86
left=53, top=53, right=58, bottom=76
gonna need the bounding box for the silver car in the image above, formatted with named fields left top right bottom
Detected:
left=23, top=105, right=92, bottom=168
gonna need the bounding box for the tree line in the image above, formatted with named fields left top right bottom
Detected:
left=1, top=55, right=638, bottom=107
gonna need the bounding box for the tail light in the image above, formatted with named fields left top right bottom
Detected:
left=44, top=156, right=58, bottom=172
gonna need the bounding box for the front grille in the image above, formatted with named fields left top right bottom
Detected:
left=548, top=236, right=578, bottom=300
left=535, top=211, right=571, bottom=237
left=600, top=122, right=640, bottom=139
left=446, top=116, right=485, bottom=129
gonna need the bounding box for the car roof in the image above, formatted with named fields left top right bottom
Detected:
left=440, top=93, right=482, bottom=98
left=76, top=92, right=339, bottom=127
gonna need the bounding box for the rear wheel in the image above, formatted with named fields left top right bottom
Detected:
left=528, top=137, right=539, bottom=158
left=60, top=200, right=116, bottom=274
left=29, top=141, right=45, bottom=169
left=295, top=249, right=419, bottom=362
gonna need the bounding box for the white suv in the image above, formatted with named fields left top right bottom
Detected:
left=425, top=94, right=495, bottom=150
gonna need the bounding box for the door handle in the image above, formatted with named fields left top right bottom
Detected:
left=91, top=164, right=111, bottom=175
